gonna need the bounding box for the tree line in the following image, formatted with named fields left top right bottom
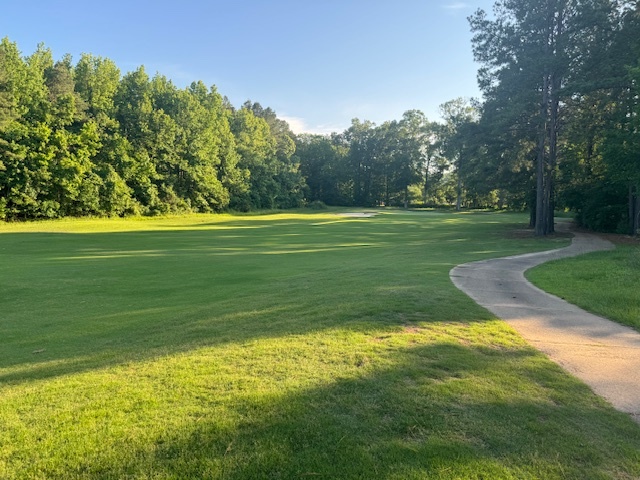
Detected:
left=0, top=38, right=306, bottom=219
left=298, top=0, right=640, bottom=236
left=464, top=0, right=640, bottom=235
left=296, top=100, right=479, bottom=211
left=1, top=0, right=639, bottom=236
left=0, top=36, right=470, bottom=221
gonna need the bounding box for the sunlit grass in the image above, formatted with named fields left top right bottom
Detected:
left=527, top=245, right=640, bottom=331
left=0, top=211, right=340, bottom=233
left=1, top=211, right=639, bottom=479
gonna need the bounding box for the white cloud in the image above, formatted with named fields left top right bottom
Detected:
left=279, top=115, right=344, bottom=136
left=279, top=115, right=308, bottom=134
left=443, top=2, right=470, bottom=10
left=311, top=123, right=346, bottom=135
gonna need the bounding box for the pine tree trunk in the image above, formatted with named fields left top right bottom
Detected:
left=547, top=83, right=558, bottom=236
left=635, top=194, right=640, bottom=236
left=629, top=184, right=633, bottom=235
left=546, top=179, right=555, bottom=234
left=423, top=156, right=431, bottom=205
left=630, top=184, right=639, bottom=236
left=545, top=8, right=564, bottom=235
left=530, top=205, right=536, bottom=229
left=385, top=172, right=390, bottom=207
left=529, top=189, right=536, bottom=228
left=535, top=73, right=550, bottom=236
left=456, top=151, right=462, bottom=212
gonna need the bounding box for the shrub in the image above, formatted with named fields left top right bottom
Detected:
left=308, top=200, right=328, bottom=210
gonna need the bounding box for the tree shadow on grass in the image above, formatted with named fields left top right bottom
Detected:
left=0, top=214, right=567, bottom=386
left=0, top=227, right=488, bottom=384
left=37, top=342, right=640, bottom=480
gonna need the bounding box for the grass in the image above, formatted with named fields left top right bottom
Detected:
left=527, top=244, right=640, bottom=331
left=1, top=210, right=639, bottom=479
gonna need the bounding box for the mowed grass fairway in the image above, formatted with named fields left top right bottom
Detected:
left=1, top=211, right=639, bottom=479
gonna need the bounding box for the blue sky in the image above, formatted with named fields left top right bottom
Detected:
left=2, top=0, right=495, bottom=134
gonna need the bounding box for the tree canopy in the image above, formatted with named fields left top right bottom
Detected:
left=467, top=0, right=640, bottom=234
left=1, top=6, right=639, bottom=235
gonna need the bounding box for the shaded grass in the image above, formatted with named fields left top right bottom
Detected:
left=1, top=211, right=639, bottom=479
left=527, top=245, right=640, bottom=331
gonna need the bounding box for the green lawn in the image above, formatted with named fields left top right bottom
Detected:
left=527, top=243, right=640, bottom=331
left=1, top=211, right=639, bottom=479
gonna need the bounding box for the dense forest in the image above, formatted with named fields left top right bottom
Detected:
left=0, top=0, right=639, bottom=235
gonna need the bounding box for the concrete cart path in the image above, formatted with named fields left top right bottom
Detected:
left=450, top=224, right=640, bottom=422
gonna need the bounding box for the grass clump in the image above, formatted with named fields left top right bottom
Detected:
left=1, top=211, right=639, bottom=479
left=527, top=244, right=640, bottom=331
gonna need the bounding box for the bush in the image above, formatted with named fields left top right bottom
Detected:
left=308, top=200, right=328, bottom=210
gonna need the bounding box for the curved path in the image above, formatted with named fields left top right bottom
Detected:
left=450, top=224, right=640, bottom=421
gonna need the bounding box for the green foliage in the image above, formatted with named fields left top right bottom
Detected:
left=296, top=112, right=440, bottom=209
left=97, top=164, right=136, bottom=216
left=466, top=1, right=640, bottom=233
left=0, top=39, right=309, bottom=219
left=308, top=199, right=328, bottom=209
left=5, top=10, right=638, bottom=224
left=439, top=98, right=479, bottom=210
left=228, top=104, right=306, bottom=211
left=74, top=53, right=120, bottom=119
left=296, top=133, right=352, bottom=205
left=0, top=50, right=14, bottom=127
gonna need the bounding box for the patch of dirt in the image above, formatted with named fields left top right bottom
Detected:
left=590, top=232, right=639, bottom=246
left=402, top=326, right=423, bottom=334
left=508, top=224, right=638, bottom=245
left=370, top=335, right=391, bottom=343
left=568, top=224, right=639, bottom=245
left=507, top=228, right=572, bottom=240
